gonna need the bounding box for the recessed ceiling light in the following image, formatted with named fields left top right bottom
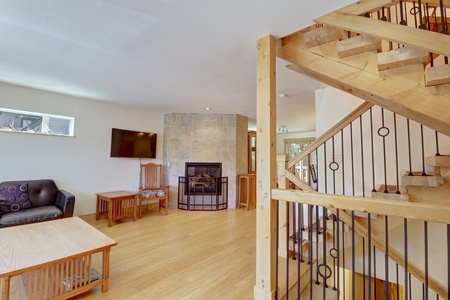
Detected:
left=206, top=107, right=211, bottom=111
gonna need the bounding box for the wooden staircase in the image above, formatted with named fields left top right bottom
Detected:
left=277, top=0, right=450, bottom=137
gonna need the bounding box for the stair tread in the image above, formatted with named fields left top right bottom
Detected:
left=336, top=34, right=381, bottom=58
left=378, top=46, right=428, bottom=71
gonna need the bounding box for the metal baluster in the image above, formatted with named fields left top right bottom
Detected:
left=341, top=129, right=346, bottom=196
left=439, top=0, right=448, bottom=34
left=337, top=210, right=341, bottom=298
left=394, top=113, right=400, bottom=194
left=315, top=205, right=320, bottom=284
left=370, top=108, right=376, bottom=192
left=322, top=206, right=328, bottom=295
left=407, top=119, right=413, bottom=175
left=396, top=263, right=399, bottom=299
left=381, top=7, right=387, bottom=22
left=380, top=108, right=388, bottom=193
left=421, top=125, right=426, bottom=176
left=425, top=3, right=434, bottom=67
left=276, top=200, right=280, bottom=299
left=425, top=221, right=429, bottom=300
left=368, top=214, right=372, bottom=300
left=351, top=123, right=355, bottom=196
left=447, top=224, right=450, bottom=300
left=292, top=203, right=297, bottom=261
left=352, top=211, right=356, bottom=300
left=332, top=213, right=337, bottom=290
left=385, top=216, right=389, bottom=300
left=300, top=204, right=304, bottom=262
left=405, top=218, right=409, bottom=300
left=360, top=116, right=365, bottom=197
left=418, top=0, right=426, bottom=29
left=362, top=238, right=366, bottom=299
left=400, top=0, right=407, bottom=25
left=297, top=204, right=302, bottom=299
left=308, top=205, right=314, bottom=300
left=435, top=131, right=441, bottom=156
left=286, top=202, right=290, bottom=299
left=373, top=246, right=377, bottom=300
left=332, top=136, right=336, bottom=194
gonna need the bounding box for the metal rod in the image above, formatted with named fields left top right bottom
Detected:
left=385, top=216, right=389, bottom=300
left=381, top=108, right=388, bottom=193
left=276, top=200, right=280, bottom=298
left=332, top=136, right=336, bottom=194
left=407, top=119, right=413, bottom=175
left=374, top=245, right=377, bottom=300
left=421, top=125, right=426, bottom=176
left=323, top=206, right=327, bottom=292
left=337, top=210, right=341, bottom=297
left=341, top=130, right=346, bottom=196
left=436, top=131, right=441, bottom=156
left=400, top=0, right=407, bottom=25
left=425, top=221, right=429, bottom=300
left=315, top=205, right=320, bottom=284
left=368, top=214, right=372, bottom=300
left=297, top=204, right=302, bottom=299
left=350, top=123, right=355, bottom=196
left=394, top=113, right=400, bottom=194
left=418, top=0, right=426, bottom=29
left=405, top=218, right=409, bottom=300
left=360, top=116, right=365, bottom=197
left=440, top=0, right=448, bottom=34
left=292, top=203, right=297, bottom=261
left=352, top=211, right=355, bottom=300
left=308, top=205, right=313, bottom=300
left=370, top=108, right=376, bottom=192
left=286, top=202, right=290, bottom=299
left=363, top=237, right=366, bottom=300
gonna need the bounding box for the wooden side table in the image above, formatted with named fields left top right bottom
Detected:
left=96, top=191, right=137, bottom=227
left=237, top=174, right=256, bottom=210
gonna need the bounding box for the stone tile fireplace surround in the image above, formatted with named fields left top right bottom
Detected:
left=163, top=113, right=248, bottom=209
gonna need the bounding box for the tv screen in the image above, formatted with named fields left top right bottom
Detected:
left=110, top=128, right=157, bottom=158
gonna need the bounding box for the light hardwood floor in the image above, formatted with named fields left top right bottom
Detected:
left=74, top=208, right=256, bottom=300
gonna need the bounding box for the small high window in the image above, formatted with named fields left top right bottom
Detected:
left=0, top=108, right=74, bottom=137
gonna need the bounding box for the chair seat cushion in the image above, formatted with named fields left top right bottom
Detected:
left=142, top=189, right=166, bottom=198
left=0, top=206, right=63, bottom=227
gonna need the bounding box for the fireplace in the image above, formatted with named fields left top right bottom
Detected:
left=178, top=162, right=228, bottom=210
left=185, top=162, right=222, bottom=195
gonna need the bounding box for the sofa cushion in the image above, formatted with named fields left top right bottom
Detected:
left=0, top=184, right=31, bottom=213
left=0, top=206, right=63, bottom=227
left=0, top=180, right=58, bottom=207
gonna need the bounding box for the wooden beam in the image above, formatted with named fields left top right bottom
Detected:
left=272, top=189, right=450, bottom=224
left=315, top=11, right=450, bottom=58
left=277, top=32, right=450, bottom=137
left=334, top=0, right=400, bottom=15
left=254, top=35, right=277, bottom=300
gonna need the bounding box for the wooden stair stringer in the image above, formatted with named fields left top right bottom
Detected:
left=277, top=31, right=450, bottom=137
left=330, top=208, right=448, bottom=299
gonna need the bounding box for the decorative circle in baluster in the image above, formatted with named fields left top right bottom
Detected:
left=377, top=126, right=390, bottom=137
left=329, top=161, right=339, bottom=172
left=317, top=263, right=333, bottom=279
left=329, top=248, right=338, bottom=259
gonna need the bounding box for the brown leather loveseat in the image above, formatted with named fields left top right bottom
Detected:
left=0, top=179, right=75, bottom=228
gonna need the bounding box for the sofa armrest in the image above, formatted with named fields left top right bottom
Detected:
left=55, top=190, right=75, bottom=218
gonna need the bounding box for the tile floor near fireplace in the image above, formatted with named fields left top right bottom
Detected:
left=177, top=162, right=228, bottom=210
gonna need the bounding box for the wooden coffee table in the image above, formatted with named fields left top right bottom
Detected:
left=96, top=190, right=138, bottom=227
left=0, top=217, right=117, bottom=300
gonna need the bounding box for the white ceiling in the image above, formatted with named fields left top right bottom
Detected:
left=0, top=0, right=353, bottom=132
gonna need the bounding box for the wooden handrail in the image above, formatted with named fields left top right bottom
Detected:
left=272, top=189, right=450, bottom=224
left=286, top=101, right=373, bottom=169
left=272, top=189, right=450, bottom=298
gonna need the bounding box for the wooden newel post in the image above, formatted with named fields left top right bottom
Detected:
left=254, top=35, right=277, bottom=300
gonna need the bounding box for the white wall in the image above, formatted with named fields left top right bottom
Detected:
left=0, top=82, right=165, bottom=216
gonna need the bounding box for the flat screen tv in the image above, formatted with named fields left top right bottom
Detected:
left=110, top=128, right=157, bottom=158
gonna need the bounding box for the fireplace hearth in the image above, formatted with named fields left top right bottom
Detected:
left=178, top=162, right=228, bottom=211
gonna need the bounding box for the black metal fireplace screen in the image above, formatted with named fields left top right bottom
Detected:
left=178, top=162, right=228, bottom=211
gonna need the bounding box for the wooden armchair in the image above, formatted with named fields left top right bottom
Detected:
left=139, top=163, right=169, bottom=217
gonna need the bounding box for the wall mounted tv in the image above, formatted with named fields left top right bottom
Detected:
left=110, top=128, right=157, bottom=158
